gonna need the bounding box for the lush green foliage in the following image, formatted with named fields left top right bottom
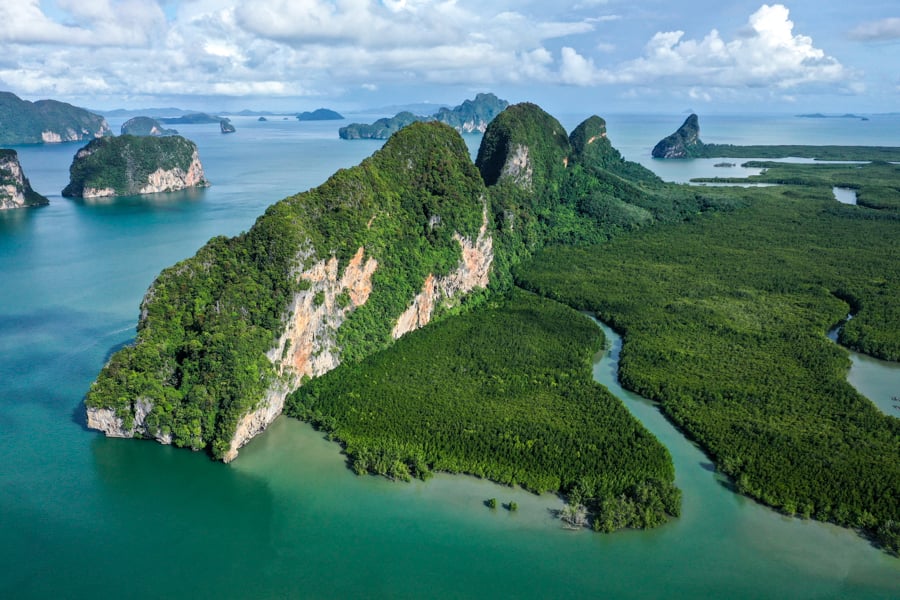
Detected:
left=0, top=149, right=48, bottom=206
left=297, top=108, right=344, bottom=121
left=86, top=122, right=489, bottom=457
left=62, top=135, right=203, bottom=197
left=159, top=113, right=223, bottom=124
left=286, top=290, right=679, bottom=529
left=0, top=91, right=109, bottom=145
left=651, top=114, right=703, bottom=158
left=516, top=177, right=900, bottom=549
left=695, top=144, right=900, bottom=161
left=120, top=117, right=178, bottom=137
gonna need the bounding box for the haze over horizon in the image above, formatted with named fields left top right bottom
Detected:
left=1, top=1, right=898, bottom=115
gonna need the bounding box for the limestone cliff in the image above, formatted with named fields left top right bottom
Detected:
left=121, top=116, right=178, bottom=137
left=651, top=114, right=704, bottom=159
left=62, top=135, right=208, bottom=198
left=0, top=150, right=48, bottom=209
left=0, top=91, right=110, bottom=146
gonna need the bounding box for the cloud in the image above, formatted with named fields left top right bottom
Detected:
left=849, top=17, right=900, bottom=41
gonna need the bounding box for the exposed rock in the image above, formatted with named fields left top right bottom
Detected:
left=0, top=149, right=48, bottom=209
left=85, top=399, right=172, bottom=445
left=652, top=114, right=704, bottom=159
left=392, top=202, right=493, bottom=338
left=62, top=135, right=209, bottom=198
left=0, top=91, right=110, bottom=145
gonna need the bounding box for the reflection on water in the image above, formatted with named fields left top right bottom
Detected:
left=832, top=187, right=858, bottom=205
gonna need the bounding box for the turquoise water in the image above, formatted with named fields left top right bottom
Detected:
left=1, top=114, right=897, bottom=598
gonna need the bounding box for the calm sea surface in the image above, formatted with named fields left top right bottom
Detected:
left=1, top=113, right=898, bottom=598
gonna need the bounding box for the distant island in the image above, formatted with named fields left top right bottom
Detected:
left=159, top=113, right=223, bottom=125
left=220, top=119, right=236, bottom=134
left=0, top=91, right=110, bottom=146
left=297, top=108, right=344, bottom=121
left=0, top=149, right=48, bottom=209
left=797, top=113, right=869, bottom=121
left=121, top=116, right=178, bottom=137
left=62, top=135, right=208, bottom=199
left=339, top=92, right=508, bottom=139
left=653, top=114, right=900, bottom=161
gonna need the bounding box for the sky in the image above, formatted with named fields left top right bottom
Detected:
left=0, top=0, right=898, bottom=114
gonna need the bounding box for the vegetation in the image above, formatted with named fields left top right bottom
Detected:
left=515, top=170, right=900, bottom=551
left=120, top=117, right=178, bottom=137
left=159, top=113, right=223, bottom=124
left=297, top=109, right=344, bottom=121
left=651, top=114, right=703, bottom=158
left=0, top=149, right=48, bottom=207
left=339, top=93, right=508, bottom=139
left=62, top=135, right=205, bottom=197
left=0, top=90, right=109, bottom=145
left=86, top=122, right=489, bottom=458
left=286, top=290, right=679, bottom=530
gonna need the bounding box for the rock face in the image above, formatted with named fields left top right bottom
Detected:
left=0, top=149, right=48, bottom=209
left=339, top=93, right=508, bottom=139
left=62, top=135, right=209, bottom=198
left=121, top=116, right=178, bottom=137
left=220, top=119, right=236, bottom=134
left=0, top=91, right=111, bottom=146
left=651, top=114, right=704, bottom=159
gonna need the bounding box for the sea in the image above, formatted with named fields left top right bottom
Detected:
left=1, top=112, right=898, bottom=599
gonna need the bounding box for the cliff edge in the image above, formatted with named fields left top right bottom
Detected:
left=651, top=114, right=704, bottom=159
left=0, top=149, right=48, bottom=209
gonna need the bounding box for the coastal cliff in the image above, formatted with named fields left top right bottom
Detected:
left=0, top=91, right=110, bottom=146
left=62, top=135, right=208, bottom=198
left=651, top=114, right=704, bottom=158
left=0, top=150, right=48, bottom=209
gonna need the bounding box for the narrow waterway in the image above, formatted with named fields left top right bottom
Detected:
left=828, top=319, right=899, bottom=417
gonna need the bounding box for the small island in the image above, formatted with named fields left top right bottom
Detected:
left=159, top=113, right=223, bottom=125
left=220, top=119, right=236, bottom=134
left=651, top=114, right=703, bottom=158
left=0, top=91, right=111, bottom=145
left=339, top=93, right=508, bottom=139
left=0, top=149, right=48, bottom=209
left=62, top=135, right=209, bottom=199
left=121, top=116, right=178, bottom=137
left=297, top=108, right=344, bottom=121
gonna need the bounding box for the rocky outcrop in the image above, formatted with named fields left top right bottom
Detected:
left=62, top=135, right=209, bottom=198
left=85, top=399, right=173, bottom=444
left=652, top=114, right=704, bottom=159
left=121, top=116, right=178, bottom=137
left=0, top=91, right=110, bottom=146
left=0, top=149, right=48, bottom=209
left=220, top=119, right=236, bottom=134
left=297, top=108, right=344, bottom=121
left=392, top=203, right=493, bottom=337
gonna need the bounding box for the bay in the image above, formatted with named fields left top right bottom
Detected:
left=0, top=113, right=897, bottom=598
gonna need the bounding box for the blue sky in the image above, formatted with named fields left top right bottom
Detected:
left=1, top=1, right=898, bottom=113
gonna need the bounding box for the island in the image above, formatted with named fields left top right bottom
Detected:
left=120, top=116, right=178, bottom=137
left=159, top=113, right=223, bottom=125
left=797, top=113, right=869, bottom=121
left=0, top=149, right=48, bottom=209
left=62, top=135, right=209, bottom=199
left=0, top=91, right=111, bottom=146
left=220, top=119, right=236, bottom=134
left=653, top=114, right=900, bottom=160
left=339, top=92, right=508, bottom=139
left=297, top=108, right=344, bottom=121
left=258, top=117, right=268, bottom=122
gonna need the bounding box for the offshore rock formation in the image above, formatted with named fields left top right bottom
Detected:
left=0, top=149, right=48, bottom=209
left=121, top=116, right=178, bottom=137
left=0, top=91, right=110, bottom=146
left=651, top=114, right=704, bottom=158
left=62, top=135, right=208, bottom=198
left=339, top=93, right=508, bottom=139
left=220, top=119, right=236, bottom=134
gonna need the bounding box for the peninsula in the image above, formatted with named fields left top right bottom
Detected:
left=0, top=91, right=111, bottom=146
left=62, top=135, right=208, bottom=198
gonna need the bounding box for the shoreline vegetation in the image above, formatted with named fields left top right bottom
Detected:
left=85, top=103, right=899, bottom=548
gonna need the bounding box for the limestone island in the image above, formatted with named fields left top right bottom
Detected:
left=297, top=108, right=344, bottom=121
left=220, top=119, right=236, bottom=134
left=651, top=114, right=703, bottom=158
left=121, top=116, right=178, bottom=137
left=0, top=149, right=48, bottom=209
left=62, top=135, right=209, bottom=199
left=159, top=113, right=223, bottom=125
left=339, top=93, right=508, bottom=139
left=0, top=91, right=111, bottom=146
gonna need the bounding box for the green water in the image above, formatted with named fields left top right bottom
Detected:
left=1, top=115, right=898, bottom=598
